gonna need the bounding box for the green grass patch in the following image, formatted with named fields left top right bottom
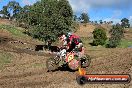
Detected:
left=0, top=24, right=26, bottom=37
left=0, top=52, right=13, bottom=69
left=81, top=37, right=102, bottom=51
left=118, top=39, right=132, bottom=48
left=81, top=36, right=132, bottom=48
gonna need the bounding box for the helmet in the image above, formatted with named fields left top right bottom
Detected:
left=67, top=32, right=72, bottom=37
left=60, top=34, right=66, bottom=41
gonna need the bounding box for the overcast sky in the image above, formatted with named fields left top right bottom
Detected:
left=0, top=0, right=132, bottom=25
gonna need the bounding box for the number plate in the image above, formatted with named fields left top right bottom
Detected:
left=66, top=53, right=74, bottom=62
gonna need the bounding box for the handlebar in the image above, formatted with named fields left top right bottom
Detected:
left=58, top=46, right=79, bottom=53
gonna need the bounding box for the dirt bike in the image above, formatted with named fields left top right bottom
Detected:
left=46, top=47, right=91, bottom=71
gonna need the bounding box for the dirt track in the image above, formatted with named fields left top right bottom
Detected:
left=0, top=20, right=132, bottom=88
left=0, top=40, right=132, bottom=88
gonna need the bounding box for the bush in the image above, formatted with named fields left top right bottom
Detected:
left=92, top=28, right=107, bottom=46
left=107, top=24, right=124, bottom=48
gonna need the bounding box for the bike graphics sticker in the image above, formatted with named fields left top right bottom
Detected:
left=66, top=53, right=74, bottom=62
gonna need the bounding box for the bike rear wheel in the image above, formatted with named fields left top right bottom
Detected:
left=46, top=58, right=59, bottom=71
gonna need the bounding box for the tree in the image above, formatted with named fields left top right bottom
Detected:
left=91, top=21, right=94, bottom=24
left=121, top=18, right=130, bottom=28
left=94, top=21, right=98, bottom=24
left=15, top=5, right=31, bottom=28
left=107, top=23, right=124, bottom=48
left=0, top=6, right=10, bottom=19
left=99, top=20, right=103, bottom=24
left=104, top=21, right=106, bottom=24
left=73, top=15, right=77, bottom=21
left=72, top=15, right=79, bottom=32
left=92, top=28, right=107, bottom=46
left=16, top=5, right=31, bottom=23
left=80, top=13, right=89, bottom=23
left=7, top=1, right=21, bottom=19
left=110, top=21, right=113, bottom=24
left=0, top=0, right=73, bottom=43
left=0, top=1, right=21, bottom=20
left=27, top=0, right=73, bottom=43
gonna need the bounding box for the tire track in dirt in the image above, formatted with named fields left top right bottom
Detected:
left=1, top=46, right=51, bottom=56
left=18, top=81, right=50, bottom=88
left=0, top=36, right=50, bottom=56
left=0, top=68, right=47, bottom=80
left=0, top=70, right=50, bottom=87
left=87, top=49, right=132, bottom=74
left=0, top=70, right=76, bottom=88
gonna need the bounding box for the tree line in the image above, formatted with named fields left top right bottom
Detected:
left=0, top=0, right=131, bottom=45
left=0, top=0, right=91, bottom=43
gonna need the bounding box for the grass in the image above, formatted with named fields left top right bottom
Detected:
left=81, top=36, right=132, bottom=48
left=118, top=39, right=132, bottom=48
left=0, top=24, right=43, bottom=44
left=81, top=37, right=106, bottom=50
left=0, top=52, right=13, bottom=69
left=0, top=24, right=27, bottom=37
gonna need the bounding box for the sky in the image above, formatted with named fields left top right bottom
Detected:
left=0, top=0, right=132, bottom=25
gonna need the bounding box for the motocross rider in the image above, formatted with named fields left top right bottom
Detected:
left=59, top=32, right=84, bottom=57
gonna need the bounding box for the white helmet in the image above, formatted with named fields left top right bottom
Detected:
left=67, top=32, right=72, bottom=37
left=61, top=34, right=66, bottom=41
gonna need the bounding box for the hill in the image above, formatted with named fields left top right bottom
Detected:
left=75, top=23, right=95, bottom=37
left=0, top=19, right=132, bottom=88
